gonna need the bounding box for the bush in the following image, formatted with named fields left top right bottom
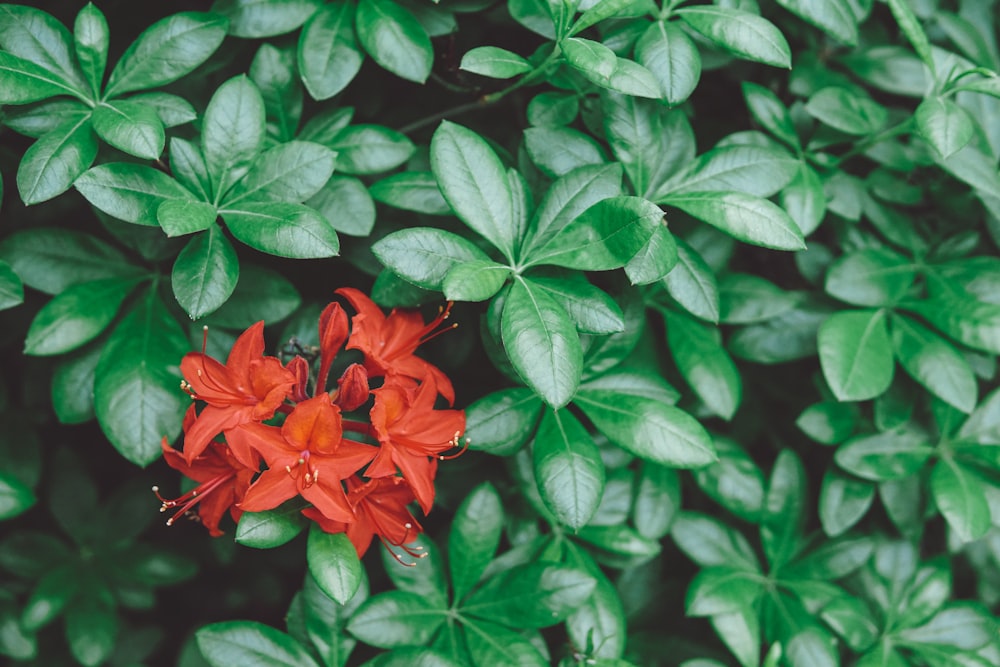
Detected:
left=1, top=0, right=999, bottom=665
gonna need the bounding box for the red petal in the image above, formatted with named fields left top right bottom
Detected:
left=226, top=422, right=299, bottom=469
left=317, top=302, right=349, bottom=391
left=238, top=469, right=297, bottom=512
left=302, top=475, right=355, bottom=523
left=182, top=405, right=250, bottom=462
left=334, top=364, right=369, bottom=411
left=226, top=321, right=266, bottom=373
left=280, top=395, right=342, bottom=454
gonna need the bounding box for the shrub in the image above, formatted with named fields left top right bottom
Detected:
left=0, top=0, right=998, bottom=666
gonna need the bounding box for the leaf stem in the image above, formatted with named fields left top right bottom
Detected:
left=398, top=48, right=561, bottom=135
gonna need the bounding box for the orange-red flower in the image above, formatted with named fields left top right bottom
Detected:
left=366, top=376, right=465, bottom=513
left=303, top=475, right=423, bottom=560
left=336, top=287, right=456, bottom=404
left=227, top=394, right=378, bottom=523
left=180, top=322, right=296, bottom=461
left=156, top=436, right=258, bottom=537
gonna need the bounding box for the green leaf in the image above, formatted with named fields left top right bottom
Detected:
left=825, top=247, right=916, bottom=307
left=529, top=196, right=661, bottom=271
left=730, top=299, right=832, bottom=363
left=171, top=227, right=238, bottom=320
left=430, top=121, right=516, bottom=260
left=206, top=263, right=300, bottom=329
left=661, top=145, right=798, bottom=199
left=663, top=238, right=720, bottom=323
left=370, top=172, right=451, bottom=215
left=24, top=277, right=143, bottom=356
left=0, top=5, right=88, bottom=94
left=73, top=3, right=109, bottom=96
left=686, top=567, right=762, bottom=616
left=462, top=564, right=596, bottom=627
left=523, top=126, right=606, bottom=178
left=104, top=12, right=228, bottom=97
left=784, top=535, right=874, bottom=580
left=214, top=0, right=321, bottom=37
left=372, top=227, right=491, bottom=290
left=234, top=508, right=306, bottom=549
left=381, top=533, right=446, bottom=609
left=221, top=202, right=339, bottom=258
left=0, top=228, right=142, bottom=295
left=805, top=87, right=888, bottom=135
left=65, top=591, right=116, bottom=667
left=202, top=75, right=266, bottom=202
left=625, top=225, right=679, bottom=285
left=711, top=606, right=761, bottom=667
left=298, top=0, right=363, bottom=100
left=570, top=0, right=642, bottom=35
left=308, top=175, right=376, bottom=237
left=321, top=126, right=410, bottom=177
left=157, top=199, right=217, bottom=237
left=306, top=527, right=363, bottom=604
left=0, top=50, right=84, bottom=104
left=442, top=260, right=510, bottom=302
left=671, top=512, right=759, bottom=571
left=834, top=430, right=934, bottom=481
left=523, top=163, right=623, bottom=257
left=464, top=388, right=542, bottom=456
left=460, top=46, right=532, bottom=78
left=818, top=309, right=895, bottom=402
left=719, top=273, right=797, bottom=324
left=0, top=260, right=24, bottom=311
left=693, top=437, right=765, bottom=523
left=533, top=408, right=605, bottom=529
left=501, top=278, right=583, bottom=408
left=224, top=141, right=336, bottom=206
left=775, top=0, right=858, bottom=45
left=662, top=191, right=805, bottom=251
left=91, top=100, right=164, bottom=160
left=635, top=20, right=701, bottom=105
left=75, top=163, right=193, bottom=226
left=463, top=621, right=547, bottom=667
left=530, top=273, right=625, bottom=335
left=818, top=470, right=874, bottom=538
left=896, top=604, right=995, bottom=651
left=820, top=594, right=880, bottom=652
left=130, top=91, right=197, bottom=127
left=575, top=389, right=716, bottom=467
left=633, top=462, right=681, bottom=540
left=891, top=314, right=977, bottom=413
left=448, top=482, right=503, bottom=602
left=603, top=93, right=694, bottom=202
left=197, top=621, right=320, bottom=667
left=0, top=472, right=35, bottom=521
left=527, top=91, right=579, bottom=127
left=796, top=402, right=858, bottom=445
left=248, top=43, right=301, bottom=143
left=17, top=117, right=97, bottom=205
left=355, top=0, right=433, bottom=83
left=904, top=296, right=1000, bottom=355
left=562, top=37, right=616, bottom=82
left=347, top=591, right=445, bottom=649
left=885, top=0, right=935, bottom=72
left=930, top=460, right=991, bottom=543
left=663, top=309, right=741, bottom=420
left=3, top=99, right=89, bottom=138
left=676, top=6, right=791, bottom=68
left=94, top=290, right=188, bottom=465
left=915, top=97, right=974, bottom=159
left=781, top=161, right=827, bottom=236
left=785, top=628, right=838, bottom=667
left=742, top=81, right=799, bottom=148
left=760, top=449, right=806, bottom=569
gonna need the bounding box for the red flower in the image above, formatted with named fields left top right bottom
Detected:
left=180, top=322, right=296, bottom=461
left=336, top=288, right=456, bottom=404
left=156, top=436, right=258, bottom=537
left=303, top=476, right=423, bottom=560
left=227, top=394, right=378, bottom=523
left=366, top=376, right=465, bottom=513
left=317, top=301, right=349, bottom=393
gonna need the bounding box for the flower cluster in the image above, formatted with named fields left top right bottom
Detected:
left=153, top=288, right=465, bottom=560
